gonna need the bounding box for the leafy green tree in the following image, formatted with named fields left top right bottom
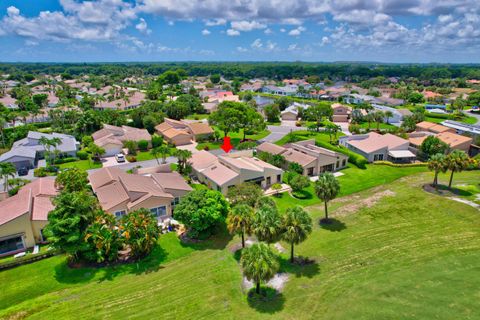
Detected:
left=264, top=104, right=281, bottom=123
left=314, top=172, right=340, bottom=223
left=32, top=93, right=48, bottom=108
left=289, top=173, right=310, bottom=192
left=123, top=140, right=137, bottom=155
left=174, top=189, right=230, bottom=238
left=420, top=136, right=449, bottom=159
left=176, top=94, right=203, bottom=114
left=84, top=211, right=122, bottom=263
left=241, top=243, right=279, bottom=294
left=227, top=204, right=254, bottom=248
left=384, top=110, right=394, bottom=124
left=276, top=96, right=292, bottom=111
left=253, top=201, right=282, bottom=243
left=428, top=153, right=447, bottom=189
left=288, top=162, right=303, bottom=174
left=44, top=191, right=99, bottom=262
left=325, top=121, right=341, bottom=143
left=282, top=206, right=313, bottom=262
left=0, top=162, right=16, bottom=191
left=55, top=167, right=88, bottom=192
left=89, top=143, right=106, bottom=160
left=210, top=74, right=221, bottom=84
left=227, top=182, right=264, bottom=208
left=208, top=101, right=244, bottom=137
left=241, top=107, right=266, bottom=140
left=165, top=101, right=191, bottom=120
left=120, top=208, right=159, bottom=259
left=305, top=103, right=333, bottom=132
left=407, top=92, right=425, bottom=104
left=445, top=150, right=471, bottom=189
left=158, top=70, right=181, bottom=85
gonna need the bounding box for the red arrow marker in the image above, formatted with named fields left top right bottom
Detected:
left=221, top=136, right=233, bottom=153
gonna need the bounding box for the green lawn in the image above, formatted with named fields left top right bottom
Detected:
left=185, top=114, right=209, bottom=120
left=274, top=130, right=343, bottom=147
left=134, top=147, right=176, bottom=162
left=58, top=159, right=102, bottom=171
left=1, top=171, right=479, bottom=319
left=273, top=164, right=428, bottom=212
left=357, top=122, right=398, bottom=130
left=197, top=128, right=271, bottom=150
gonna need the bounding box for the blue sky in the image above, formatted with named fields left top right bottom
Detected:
left=0, top=0, right=479, bottom=63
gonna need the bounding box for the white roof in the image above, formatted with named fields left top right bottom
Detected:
left=388, top=150, right=416, bottom=158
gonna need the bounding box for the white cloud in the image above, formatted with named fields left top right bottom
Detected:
left=320, top=36, right=330, bottom=46
left=288, top=26, right=306, bottom=36
left=226, top=29, right=240, bottom=36
left=236, top=46, right=248, bottom=52
left=202, top=29, right=211, bottom=35
left=251, top=38, right=263, bottom=49
left=250, top=38, right=277, bottom=51
left=287, top=43, right=298, bottom=51
left=230, top=20, right=266, bottom=32
left=280, top=28, right=286, bottom=33
left=136, top=18, right=152, bottom=34
left=264, top=28, right=273, bottom=35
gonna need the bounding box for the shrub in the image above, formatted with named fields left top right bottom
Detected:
left=34, top=167, right=47, bottom=177
left=373, top=161, right=428, bottom=167
left=202, top=145, right=210, bottom=151
left=126, top=155, right=137, bottom=162
left=45, top=165, right=59, bottom=173
left=8, top=186, right=21, bottom=196
left=138, top=139, right=149, bottom=151
left=289, top=174, right=310, bottom=192
left=315, top=140, right=368, bottom=169
left=53, top=157, right=77, bottom=164
left=151, top=135, right=163, bottom=148
left=236, top=141, right=257, bottom=150
left=76, top=150, right=88, bottom=160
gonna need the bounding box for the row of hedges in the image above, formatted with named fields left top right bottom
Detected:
left=53, top=157, right=77, bottom=165
left=373, top=161, right=428, bottom=167
left=315, top=140, right=368, bottom=169
left=0, top=250, right=56, bottom=271
left=425, top=112, right=452, bottom=120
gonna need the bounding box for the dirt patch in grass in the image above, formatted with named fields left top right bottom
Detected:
left=242, top=273, right=290, bottom=292
left=335, top=190, right=396, bottom=216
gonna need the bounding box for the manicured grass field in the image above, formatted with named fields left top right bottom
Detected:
left=357, top=122, right=398, bottom=130
left=58, top=159, right=102, bottom=170
left=273, top=164, right=428, bottom=212
left=197, top=129, right=271, bottom=150
left=1, top=170, right=479, bottom=319
left=274, top=130, right=343, bottom=147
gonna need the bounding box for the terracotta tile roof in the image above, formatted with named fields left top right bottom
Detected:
left=257, top=142, right=286, bottom=155
left=189, top=151, right=218, bottom=169
left=95, top=181, right=130, bottom=211
left=348, top=132, right=408, bottom=153
left=88, top=167, right=124, bottom=190
left=151, top=172, right=193, bottom=192
left=187, top=122, right=214, bottom=135
left=282, top=149, right=317, bottom=167
left=437, top=132, right=472, bottom=148
left=0, top=177, right=58, bottom=226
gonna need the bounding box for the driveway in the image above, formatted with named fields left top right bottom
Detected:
left=102, top=156, right=129, bottom=167
left=335, top=122, right=351, bottom=136
left=87, top=156, right=178, bottom=174
left=259, top=125, right=307, bottom=143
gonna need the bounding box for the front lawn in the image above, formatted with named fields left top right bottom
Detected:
left=274, top=130, right=343, bottom=147
left=197, top=128, right=270, bottom=150
left=1, top=171, right=479, bottom=319
left=58, top=159, right=102, bottom=171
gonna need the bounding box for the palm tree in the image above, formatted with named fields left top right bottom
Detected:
left=325, top=121, right=340, bottom=143
left=445, top=150, right=471, bottom=189
left=49, top=137, right=62, bottom=164
left=365, top=113, right=374, bottom=130
left=175, top=149, right=192, bottom=174
left=385, top=110, right=393, bottom=124
left=0, top=162, right=17, bottom=191
left=240, top=243, right=279, bottom=294
left=282, top=206, right=313, bottom=263
left=89, top=143, right=106, bottom=162
left=150, top=147, right=161, bottom=164
left=39, top=136, right=52, bottom=164
left=253, top=202, right=282, bottom=243
left=314, top=172, right=340, bottom=223
left=428, top=153, right=447, bottom=189
left=227, top=204, right=254, bottom=248
left=373, top=111, right=384, bottom=131
left=158, top=145, right=171, bottom=164
left=0, top=117, right=7, bottom=148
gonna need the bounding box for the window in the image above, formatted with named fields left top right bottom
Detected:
left=336, top=161, right=340, bottom=168
left=171, top=197, right=180, bottom=206
left=342, top=159, right=346, bottom=167
left=266, top=177, right=271, bottom=185
left=277, top=174, right=281, bottom=182
left=0, top=236, right=25, bottom=255
left=150, top=206, right=167, bottom=218
left=114, top=210, right=127, bottom=219
left=373, top=154, right=384, bottom=161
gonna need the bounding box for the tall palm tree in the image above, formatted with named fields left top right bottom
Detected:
left=314, top=172, right=340, bottom=223
left=49, top=137, right=62, bottom=164
left=428, top=153, right=447, bottom=189
left=385, top=110, right=393, bottom=124
left=158, top=145, right=171, bottom=164
left=445, top=150, right=471, bottom=189
left=0, top=117, right=7, bottom=148
left=175, top=149, right=192, bottom=174
left=282, top=206, right=313, bottom=263
left=240, top=243, right=279, bottom=294
left=39, top=136, right=52, bottom=164
left=253, top=202, right=282, bottom=244
left=365, top=113, right=374, bottom=130
left=227, top=204, right=254, bottom=248
left=373, top=111, right=384, bottom=131
left=0, top=162, right=17, bottom=191
left=150, top=147, right=161, bottom=164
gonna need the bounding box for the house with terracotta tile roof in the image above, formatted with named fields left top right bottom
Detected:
left=408, top=121, right=473, bottom=153
left=190, top=150, right=283, bottom=194
left=92, top=124, right=151, bottom=156
left=340, top=132, right=415, bottom=162
left=0, top=177, right=58, bottom=256
left=155, top=118, right=214, bottom=146
left=257, top=140, right=348, bottom=176
left=88, top=167, right=192, bottom=221
left=332, top=103, right=351, bottom=123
